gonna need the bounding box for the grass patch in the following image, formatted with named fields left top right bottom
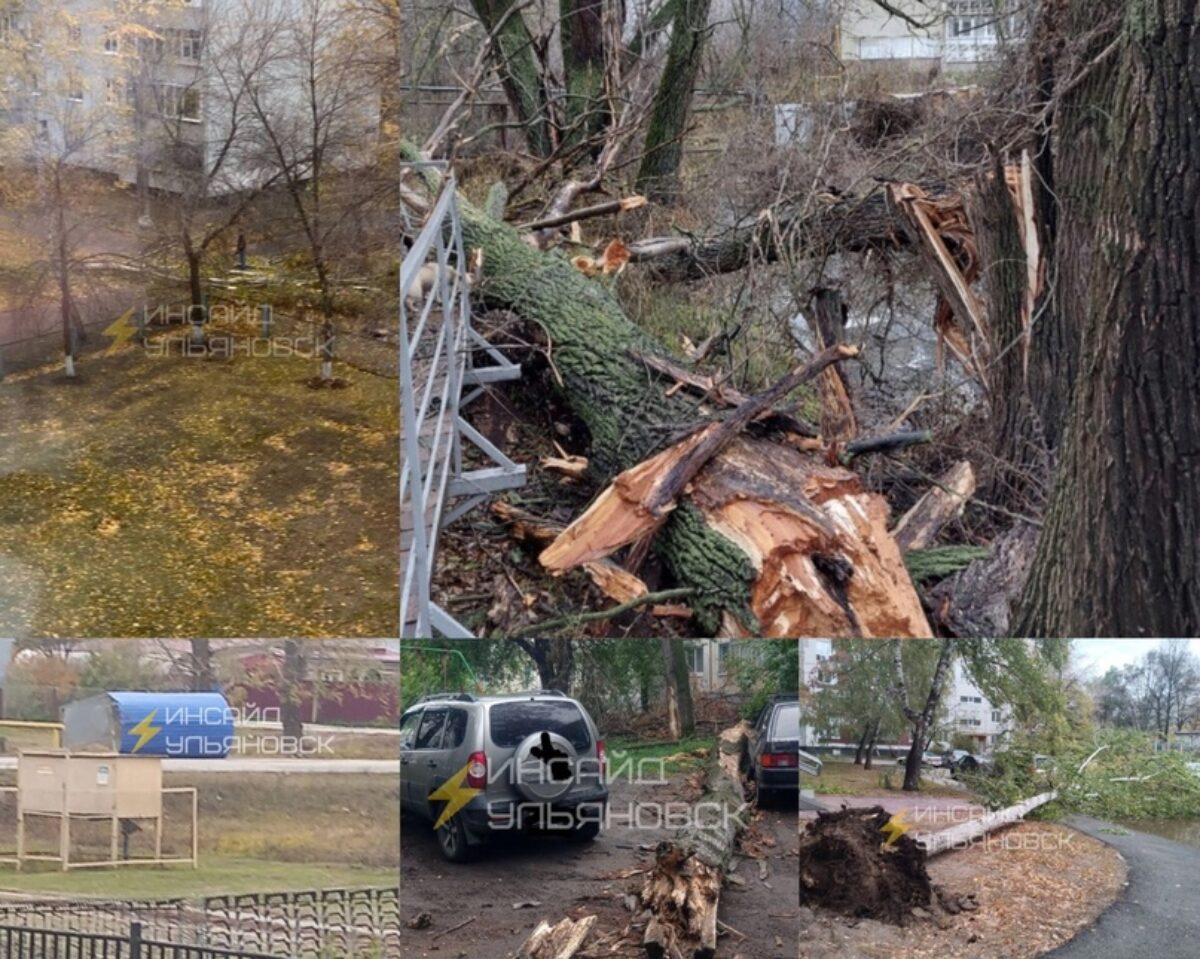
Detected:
left=0, top=338, right=398, bottom=637
left=608, top=736, right=716, bottom=773
left=810, top=758, right=967, bottom=798
left=0, top=857, right=397, bottom=899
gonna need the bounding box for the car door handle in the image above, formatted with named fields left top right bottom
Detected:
left=400, top=757, right=410, bottom=765
left=426, top=759, right=438, bottom=767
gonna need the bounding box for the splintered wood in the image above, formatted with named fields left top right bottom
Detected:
left=892, top=460, right=976, bottom=552
left=517, top=915, right=597, bottom=959
left=888, top=181, right=989, bottom=387
left=640, top=722, right=750, bottom=959
left=541, top=434, right=931, bottom=638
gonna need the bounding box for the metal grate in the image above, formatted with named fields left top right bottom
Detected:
left=399, top=169, right=525, bottom=637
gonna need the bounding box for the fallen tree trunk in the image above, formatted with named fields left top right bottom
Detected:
left=406, top=157, right=931, bottom=636
left=640, top=722, right=749, bottom=959
left=915, top=791, right=1057, bottom=856
left=629, top=181, right=965, bottom=282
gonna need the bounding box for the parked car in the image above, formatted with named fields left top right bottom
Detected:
left=947, top=750, right=993, bottom=775
left=746, top=695, right=819, bottom=802
left=896, top=750, right=942, bottom=768
left=400, top=690, right=609, bottom=862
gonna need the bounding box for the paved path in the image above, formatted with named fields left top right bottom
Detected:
left=0, top=757, right=397, bottom=774
left=1043, top=815, right=1200, bottom=959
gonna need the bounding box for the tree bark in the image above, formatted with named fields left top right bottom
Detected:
left=1016, top=0, right=1200, bottom=637
left=190, top=640, right=213, bottom=692
left=894, top=639, right=954, bottom=792
left=469, top=0, right=554, bottom=157
left=281, top=640, right=305, bottom=741
left=661, top=638, right=695, bottom=739
left=970, top=154, right=1047, bottom=506
left=640, top=721, right=747, bottom=958
left=635, top=0, right=712, bottom=203
left=559, top=0, right=609, bottom=151
left=853, top=723, right=869, bottom=766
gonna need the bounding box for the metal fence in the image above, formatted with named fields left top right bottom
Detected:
left=0, top=887, right=400, bottom=959
left=0, top=923, right=280, bottom=959
left=399, top=168, right=524, bottom=637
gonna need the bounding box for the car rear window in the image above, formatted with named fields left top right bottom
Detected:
left=488, top=700, right=592, bottom=752
left=769, top=704, right=802, bottom=740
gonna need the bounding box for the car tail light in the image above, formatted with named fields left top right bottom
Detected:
left=466, top=751, right=487, bottom=788
left=596, top=740, right=607, bottom=782
left=762, top=752, right=798, bottom=768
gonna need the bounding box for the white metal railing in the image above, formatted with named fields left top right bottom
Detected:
left=400, top=171, right=525, bottom=637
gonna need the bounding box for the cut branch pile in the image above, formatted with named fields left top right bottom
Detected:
left=639, top=722, right=750, bottom=959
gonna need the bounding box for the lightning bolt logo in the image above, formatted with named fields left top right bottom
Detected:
left=881, top=810, right=911, bottom=847
left=129, top=709, right=162, bottom=753
left=428, top=764, right=481, bottom=830
left=103, top=308, right=138, bottom=353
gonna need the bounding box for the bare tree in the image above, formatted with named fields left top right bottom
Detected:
left=233, top=0, right=380, bottom=381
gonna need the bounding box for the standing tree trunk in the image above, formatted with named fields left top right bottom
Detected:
left=635, top=0, right=712, bottom=202
left=190, top=640, right=214, bottom=692
left=513, top=638, right=575, bottom=691
left=853, top=723, right=869, bottom=766
left=469, top=0, right=555, bottom=157
left=559, top=0, right=610, bottom=152
left=281, top=640, right=305, bottom=741
left=863, top=718, right=880, bottom=771
left=1016, top=0, right=1200, bottom=637
left=661, top=639, right=695, bottom=739
left=894, top=639, right=954, bottom=792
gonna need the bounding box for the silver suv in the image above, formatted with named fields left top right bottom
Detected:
left=399, top=690, right=609, bottom=862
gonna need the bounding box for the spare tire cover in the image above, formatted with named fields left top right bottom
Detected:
left=512, top=731, right=578, bottom=802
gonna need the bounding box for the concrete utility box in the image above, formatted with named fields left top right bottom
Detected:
left=62, top=691, right=234, bottom=757
left=17, top=751, right=163, bottom=819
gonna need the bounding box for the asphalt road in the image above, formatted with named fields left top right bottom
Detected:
left=1044, top=815, right=1200, bottom=959
left=0, top=757, right=398, bottom=774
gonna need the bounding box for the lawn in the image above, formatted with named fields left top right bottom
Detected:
left=0, top=335, right=398, bottom=637
left=608, top=736, right=717, bottom=774
left=0, top=857, right=397, bottom=899
left=810, top=758, right=968, bottom=798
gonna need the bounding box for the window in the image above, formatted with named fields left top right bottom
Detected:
left=717, top=640, right=730, bottom=676
left=66, top=22, right=82, bottom=47
left=442, top=708, right=469, bottom=750
left=769, top=704, right=803, bottom=741
left=991, top=710, right=1002, bottom=722
left=170, top=28, right=202, bottom=63
left=105, top=77, right=123, bottom=106
left=685, top=642, right=705, bottom=676
left=0, top=12, right=17, bottom=44
left=413, top=708, right=448, bottom=750
left=488, top=701, right=591, bottom=752
left=66, top=72, right=84, bottom=102
left=158, top=83, right=202, bottom=122
left=103, top=31, right=119, bottom=54
left=399, top=710, right=422, bottom=749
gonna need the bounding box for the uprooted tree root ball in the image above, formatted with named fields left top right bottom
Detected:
left=798, top=806, right=933, bottom=925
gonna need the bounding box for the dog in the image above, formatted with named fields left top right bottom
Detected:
left=403, top=249, right=483, bottom=315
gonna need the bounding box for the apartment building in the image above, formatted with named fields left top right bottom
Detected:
left=838, top=0, right=1017, bottom=68
left=944, top=658, right=1012, bottom=749
left=1, top=0, right=378, bottom=193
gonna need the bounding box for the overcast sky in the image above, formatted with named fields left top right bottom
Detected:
left=1072, top=639, right=1200, bottom=677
